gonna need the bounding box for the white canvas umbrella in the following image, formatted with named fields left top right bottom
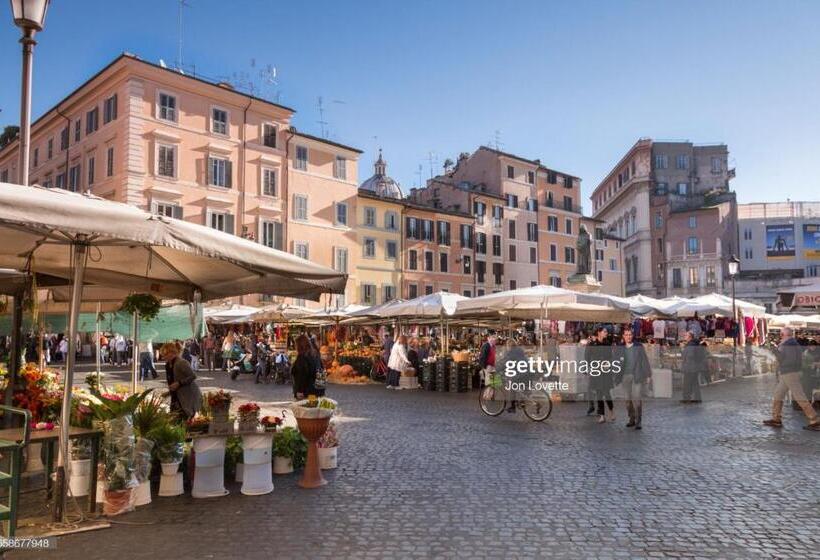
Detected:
left=248, top=303, right=318, bottom=323
left=668, top=293, right=765, bottom=318
left=0, top=183, right=347, bottom=521
left=382, top=292, right=467, bottom=351
left=204, top=304, right=260, bottom=324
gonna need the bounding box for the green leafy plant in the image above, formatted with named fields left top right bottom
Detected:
left=147, top=421, right=186, bottom=463
left=87, top=389, right=154, bottom=422
left=272, top=426, right=307, bottom=468
left=224, top=435, right=243, bottom=475
left=119, top=294, right=162, bottom=322
left=133, top=393, right=170, bottom=438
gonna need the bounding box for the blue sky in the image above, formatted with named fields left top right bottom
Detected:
left=1, top=0, right=818, bottom=211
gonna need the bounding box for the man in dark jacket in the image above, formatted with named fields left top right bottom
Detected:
left=680, top=331, right=708, bottom=403
left=585, top=327, right=615, bottom=423
left=616, top=329, right=652, bottom=430
left=764, top=327, right=820, bottom=430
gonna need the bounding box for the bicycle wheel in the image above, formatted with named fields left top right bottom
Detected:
left=479, top=385, right=507, bottom=417
left=522, top=390, right=553, bottom=421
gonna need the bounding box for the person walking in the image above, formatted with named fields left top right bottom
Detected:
left=680, top=331, right=707, bottom=403
left=138, top=338, right=157, bottom=381
left=387, top=334, right=411, bottom=389
left=160, top=342, right=202, bottom=421
left=586, top=326, right=615, bottom=423
left=478, top=333, right=497, bottom=387
left=203, top=334, right=215, bottom=372
left=763, top=327, right=820, bottom=430
left=114, top=334, right=127, bottom=367
left=291, top=334, right=318, bottom=399
left=616, top=329, right=652, bottom=430
left=189, top=337, right=201, bottom=371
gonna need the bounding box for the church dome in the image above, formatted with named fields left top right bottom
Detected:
left=359, top=150, right=403, bottom=199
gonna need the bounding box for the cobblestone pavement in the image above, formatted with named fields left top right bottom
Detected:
left=10, top=368, right=820, bottom=560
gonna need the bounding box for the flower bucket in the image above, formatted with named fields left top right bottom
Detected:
left=158, top=472, right=184, bottom=497
left=103, top=488, right=134, bottom=516
left=161, top=461, right=181, bottom=476
left=192, top=465, right=228, bottom=498
left=318, top=446, right=338, bottom=470
left=193, top=437, right=226, bottom=468
left=240, top=462, right=274, bottom=496
left=273, top=456, right=293, bottom=474
left=68, top=459, right=91, bottom=497
left=242, top=434, right=273, bottom=465
left=133, top=480, right=151, bottom=506
left=23, top=442, right=45, bottom=475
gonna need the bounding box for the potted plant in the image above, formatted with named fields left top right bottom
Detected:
left=261, top=415, right=284, bottom=432
left=272, top=427, right=307, bottom=474
left=205, top=390, right=232, bottom=432
left=291, top=396, right=337, bottom=488
left=148, top=421, right=186, bottom=475
left=317, top=421, right=339, bottom=470
left=186, top=414, right=210, bottom=434
left=237, top=402, right=260, bottom=432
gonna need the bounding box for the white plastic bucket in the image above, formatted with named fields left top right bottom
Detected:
left=96, top=480, right=105, bottom=503
left=158, top=472, right=184, bottom=497
left=23, top=442, right=45, bottom=475
left=192, top=464, right=228, bottom=498
left=240, top=462, right=274, bottom=496
left=273, top=456, right=293, bottom=474
left=318, top=447, right=338, bottom=470
left=161, top=461, right=181, bottom=476
left=242, top=434, right=273, bottom=465
left=68, top=459, right=91, bottom=497
left=193, top=437, right=226, bottom=468
left=133, top=480, right=151, bottom=506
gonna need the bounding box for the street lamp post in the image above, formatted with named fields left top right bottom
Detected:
left=728, top=254, right=740, bottom=377
left=10, top=0, right=50, bottom=187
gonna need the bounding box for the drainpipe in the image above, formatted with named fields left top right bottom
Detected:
left=56, top=107, right=71, bottom=188
left=239, top=97, right=253, bottom=236
left=284, top=126, right=297, bottom=255
left=400, top=203, right=406, bottom=299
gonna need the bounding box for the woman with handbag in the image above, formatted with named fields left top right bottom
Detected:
left=387, top=335, right=411, bottom=390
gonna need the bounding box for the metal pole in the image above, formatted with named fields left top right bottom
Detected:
left=55, top=240, right=88, bottom=522
left=18, top=29, right=36, bottom=187
left=95, top=302, right=101, bottom=387
left=131, top=311, right=139, bottom=393
left=4, top=289, right=24, bottom=421
left=732, top=275, right=737, bottom=378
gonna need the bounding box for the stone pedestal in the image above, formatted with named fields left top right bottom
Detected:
left=566, top=274, right=602, bottom=293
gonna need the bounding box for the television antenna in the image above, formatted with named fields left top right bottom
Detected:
left=317, top=96, right=346, bottom=138
left=416, top=164, right=423, bottom=188
left=426, top=151, right=438, bottom=179
left=176, top=0, right=190, bottom=70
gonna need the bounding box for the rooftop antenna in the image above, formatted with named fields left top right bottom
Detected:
left=426, top=151, right=438, bottom=179
left=491, top=129, right=503, bottom=150
left=177, top=0, right=190, bottom=70
left=316, top=96, right=345, bottom=139
left=416, top=164, right=423, bottom=188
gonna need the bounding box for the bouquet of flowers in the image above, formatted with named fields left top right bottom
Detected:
left=291, top=395, right=337, bottom=419
left=261, top=415, right=284, bottom=432
left=317, top=421, right=339, bottom=448
left=13, top=363, right=62, bottom=423
left=206, top=389, right=232, bottom=411
left=237, top=402, right=261, bottom=430
left=186, top=413, right=210, bottom=434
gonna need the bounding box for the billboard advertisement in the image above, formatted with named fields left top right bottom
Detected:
left=803, top=224, right=820, bottom=259
left=766, top=224, right=795, bottom=259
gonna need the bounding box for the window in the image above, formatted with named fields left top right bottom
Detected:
left=508, top=219, right=516, bottom=239
left=332, top=247, right=348, bottom=273
left=363, top=238, right=376, bottom=258
left=386, top=241, right=397, bottom=260
left=383, top=285, right=396, bottom=303
left=526, top=198, right=537, bottom=212
left=492, top=235, right=501, bottom=257
left=550, top=244, right=557, bottom=261
left=564, top=176, right=573, bottom=189
left=527, top=223, right=538, bottom=242
left=358, top=207, right=374, bottom=228
left=335, top=202, right=348, bottom=226
left=55, top=173, right=65, bottom=189
left=154, top=202, right=182, bottom=219
left=385, top=211, right=398, bottom=230
left=106, top=146, right=114, bottom=177
left=408, top=284, right=418, bottom=299
left=333, top=156, right=347, bottom=180
left=565, top=218, right=572, bottom=235
left=60, top=127, right=69, bottom=150
left=527, top=170, right=535, bottom=184
left=262, top=123, right=277, bottom=148
left=596, top=249, right=604, bottom=261
left=657, top=238, right=664, bottom=254
left=492, top=262, right=503, bottom=285
left=711, top=157, right=722, bottom=173
left=463, top=289, right=472, bottom=298
left=47, top=138, right=53, bottom=160
left=549, top=274, right=561, bottom=287
left=261, top=220, right=284, bottom=250
left=439, top=253, right=448, bottom=273
left=508, top=245, right=517, bottom=262
left=655, top=212, right=663, bottom=228
left=597, top=270, right=603, bottom=282
left=529, top=246, right=537, bottom=264
left=676, top=154, right=688, bottom=169
left=545, top=191, right=554, bottom=207
left=476, top=260, right=486, bottom=283
left=460, top=224, right=473, bottom=248
left=33, top=148, right=38, bottom=167
left=209, top=211, right=234, bottom=234
left=565, top=246, right=575, bottom=264
left=745, top=248, right=753, bottom=259
left=654, top=154, right=668, bottom=169
left=705, top=266, right=716, bottom=287
left=547, top=216, right=558, bottom=232
left=463, top=255, right=472, bottom=275
left=293, top=242, right=309, bottom=260
left=473, top=200, right=486, bottom=217
left=86, top=107, right=99, bottom=134
left=506, top=194, right=518, bottom=209
left=262, top=168, right=277, bottom=196
left=408, top=250, right=418, bottom=270
left=436, top=221, right=451, bottom=245
left=688, top=216, right=697, bottom=228
left=677, top=182, right=688, bottom=195
left=362, top=284, right=376, bottom=305
left=563, top=196, right=573, bottom=211
left=157, top=145, right=176, bottom=177
left=74, top=118, right=81, bottom=142
left=211, top=108, right=228, bottom=135
left=421, top=219, right=434, bottom=241
left=406, top=217, right=419, bottom=239
left=506, top=165, right=514, bottom=179
left=547, top=171, right=557, bottom=184
left=492, top=205, right=503, bottom=227
left=424, top=251, right=434, bottom=272
left=655, top=182, right=668, bottom=196
left=743, top=228, right=752, bottom=240
left=158, top=93, right=177, bottom=122
left=295, top=146, right=308, bottom=171
left=103, top=94, right=118, bottom=124
left=510, top=280, right=517, bottom=290
left=425, top=285, right=434, bottom=295
left=87, top=156, right=95, bottom=185
left=476, top=232, right=487, bottom=254
left=0, top=169, right=7, bottom=182
left=806, top=265, right=819, bottom=278
left=609, top=258, right=617, bottom=271
left=68, top=163, right=81, bottom=192
left=208, top=156, right=231, bottom=187
left=687, top=237, right=699, bottom=255
left=688, top=267, right=699, bottom=287
left=293, top=194, right=308, bottom=220
left=672, top=268, right=682, bottom=288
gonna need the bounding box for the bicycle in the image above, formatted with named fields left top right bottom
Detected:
left=479, top=372, right=553, bottom=421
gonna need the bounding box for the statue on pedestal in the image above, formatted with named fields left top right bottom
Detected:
left=576, top=225, right=592, bottom=276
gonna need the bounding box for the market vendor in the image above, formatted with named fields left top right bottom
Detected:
left=160, top=341, right=203, bottom=421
